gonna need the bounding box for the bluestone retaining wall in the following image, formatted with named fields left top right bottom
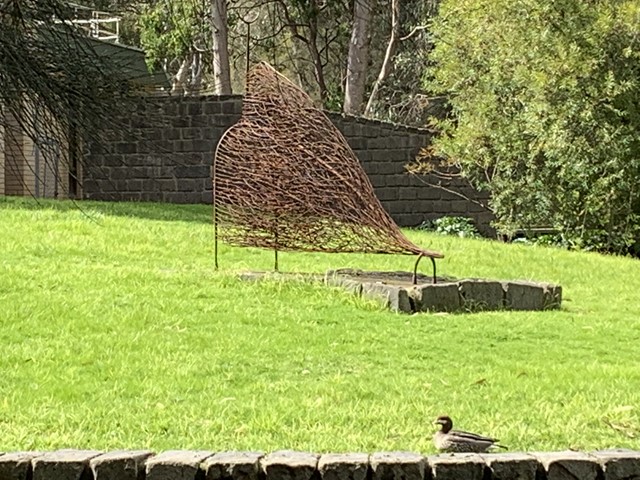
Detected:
left=83, top=95, right=493, bottom=235
left=1, top=449, right=639, bottom=480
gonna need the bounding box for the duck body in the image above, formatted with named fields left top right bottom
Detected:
left=433, top=416, right=506, bottom=453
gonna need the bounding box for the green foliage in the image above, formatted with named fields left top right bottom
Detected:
left=138, top=0, right=210, bottom=72
left=3, top=198, right=640, bottom=451
left=419, top=216, right=480, bottom=238
left=425, top=0, right=640, bottom=254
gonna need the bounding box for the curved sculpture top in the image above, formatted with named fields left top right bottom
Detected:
left=213, top=62, right=443, bottom=259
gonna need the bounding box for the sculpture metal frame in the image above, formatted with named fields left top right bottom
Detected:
left=213, top=62, right=443, bottom=283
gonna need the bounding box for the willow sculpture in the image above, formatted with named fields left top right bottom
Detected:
left=213, top=62, right=443, bottom=282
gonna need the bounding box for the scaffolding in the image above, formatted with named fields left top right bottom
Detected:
left=67, top=2, right=121, bottom=43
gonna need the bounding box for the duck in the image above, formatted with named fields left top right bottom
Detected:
left=433, top=415, right=507, bottom=453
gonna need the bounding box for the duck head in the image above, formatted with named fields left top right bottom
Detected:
left=434, top=415, right=453, bottom=434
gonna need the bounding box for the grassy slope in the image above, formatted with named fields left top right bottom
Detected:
left=1, top=196, right=639, bottom=453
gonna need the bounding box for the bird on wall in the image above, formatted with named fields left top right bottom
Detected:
left=433, top=415, right=507, bottom=453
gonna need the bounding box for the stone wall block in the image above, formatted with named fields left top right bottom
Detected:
left=480, top=453, right=538, bottom=480
left=591, top=449, right=640, bottom=480
left=32, top=450, right=102, bottom=480
left=146, top=451, right=214, bottom=480
left=503, top=282, right=545, bottom=311
left=458, top=280, right=505, bottom=311
left=361, top=283, right=412, bottom=313
left=533, top=451, right=600, bottom=480
left=370, top=452, right=425, bottom=480
left=261, top=451, right=319, bottom=480
left=318, top=453, right=369, bottom=480
left=428, top=454, right=484, bottom=480
left=0, top=452, right=43, bottom=480
left=542, top=285, right=562, bottom=310
left=410, top=283, right=460, bottom=312
left=324, top=275, right=364, bottom=296
left=203, top=451, right=264, bottom=480
left=90, top=450, right=154, bottom=480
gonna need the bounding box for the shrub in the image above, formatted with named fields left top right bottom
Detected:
left=423, top=0, right=640, bottom=254
left=420, top=216, right=480, bottom=238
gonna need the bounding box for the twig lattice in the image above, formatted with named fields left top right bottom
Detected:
left=213, top=62, right=443, bottom=260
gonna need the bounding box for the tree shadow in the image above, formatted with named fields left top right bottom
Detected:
left=0, top=196, right=212, bottom=224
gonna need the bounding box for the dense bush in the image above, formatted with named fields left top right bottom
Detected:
left=424, top=0, right=640, bottom=254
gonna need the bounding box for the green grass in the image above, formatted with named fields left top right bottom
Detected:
left=1, top=196, right=640, bottom=453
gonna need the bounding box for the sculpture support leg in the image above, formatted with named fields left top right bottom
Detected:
left=214, top=208, right=219, bottom=270
left=413, top=254, right=438, bottom=285
left=430, top=256, right=437, bottom=284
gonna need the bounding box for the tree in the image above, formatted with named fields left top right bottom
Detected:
left=422, top=0, right=640, bottom=253
left=364, top=0, right=399, bottom=116
left=211, top=0, right=232, bottom=94
left=362, top=0, right=442, bottom=124
left=138, top=1, right=211, bottom=95
left=343, top=0, right=371, bottom=114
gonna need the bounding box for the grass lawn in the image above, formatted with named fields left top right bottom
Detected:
left=1, top=196, right=640, bottom=454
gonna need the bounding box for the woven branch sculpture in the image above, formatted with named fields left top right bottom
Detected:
left=213, top=62, right=443, bottom=269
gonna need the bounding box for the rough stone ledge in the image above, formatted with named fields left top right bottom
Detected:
left=325, top=269, right=562, bottom=314
left=1, top=450, right=638, bottom=480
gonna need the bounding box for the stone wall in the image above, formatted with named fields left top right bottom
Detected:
left=83, top=95, right=493, bottom=234
left=1, top=449, right=639, bottom=480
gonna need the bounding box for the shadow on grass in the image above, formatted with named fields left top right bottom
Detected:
left=0, top=196, right=213, bottom=224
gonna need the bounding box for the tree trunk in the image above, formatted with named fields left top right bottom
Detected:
left=211, top=0, right=232, bottom=95
left=343, top=0, right=371, bottom=115
left=171, top=56, right=190, bottom=95
left=307, top=10, right=328, bottom=103
left=364, top=0, right=400, bottom=116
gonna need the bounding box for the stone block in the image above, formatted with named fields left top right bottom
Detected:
left=193, top=140, right=215, bottom=152
left=346, top=138, right=367, bottom=150
left=318, top=453, right=369, bottom=480
left=388, top=174, right=411, bottom=187
left=221, top=100, right=241, bottom=115
left=543, top=284, right=562, bottom=310
left=428, top=453, right=485, bottom=480
left=399, top=189, right=417, bottom=200
left=533, top=451, right=600, bottom=480
left=503, top=282, right=545, bottom=311
left=176, top=179, right=198, bottom=192
left=458, top=280, right=505, bottom=311
left=146, top=450, right=214, bottom=480
left=410, top=282, right=460, bottom=312
left=204, top=102, right=223, bottom=115
left=451, top=200, right=470, bottom=214
left=116, top=142, right=138, bottom=154
left=591, top=449, right=640, bottom=480
left=408, top=136, right=425, bottom=148
left=367, top=175, right=386, bottom=188
left=181, top=128, right=203, bottom=140
left=361, top=283, right=412, bottom=313
left=370, top=452, right=425, bottom=480
left=203, top=451, right=263, bottom=480
left=376, top=188, right=399, bottom=201
left=364, top=126, right=381, bottom=138
left=261, top=451, right=318, bottom=480
left=187, top=102, right=203, bottom=116
left=0, top=452, right=43, bottom=480
left=32, top=450, right=102, bottom=480
left=480, top=453, right=538, bottom=480
left=325, top=276, right=363, bottom=296
left=90, top=450, right=154, bottom=480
